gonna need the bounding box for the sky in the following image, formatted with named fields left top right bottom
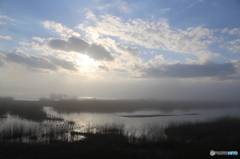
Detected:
left=0, top=0, right=240, bottom=101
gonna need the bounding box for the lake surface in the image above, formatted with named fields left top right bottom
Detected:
left=1, top=100, right=240, bottom=143
left=43, top=105, right=240, bottom=134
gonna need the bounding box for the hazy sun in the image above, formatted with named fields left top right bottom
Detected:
left=75, top=54, right=100, bottom=72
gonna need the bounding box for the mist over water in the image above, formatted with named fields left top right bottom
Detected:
left=1, top=98, right=240, bottom=143
left=43, top=103, right=240, bottom=130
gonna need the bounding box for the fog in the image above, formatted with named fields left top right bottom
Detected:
left=0, top=68, right=240, bottom=101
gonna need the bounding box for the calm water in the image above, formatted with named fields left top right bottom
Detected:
left=43, top=106, right=240, bottom=132
left=1, top=103, right=240, bottom=143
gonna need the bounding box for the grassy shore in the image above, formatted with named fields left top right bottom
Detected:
left=1, top=116, right=240, bottom=159
left=0, top=98, right=45, bottom=121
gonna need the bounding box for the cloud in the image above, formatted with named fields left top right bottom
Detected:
left=220, top=28, right=240, bottom=53
left=0, top=35, right=12, bottom=40
left=97, top=0, right=130, bottom=12
left=159, top=8, right=171, bottom=14
left=195, top=50, right=220, bottom=64
left=116, top=44, right=140, bottom=56
left=221, top=28, right=240, bottom=36
left=42, top=21, right=80, bottom=37
left=85, top=11, right=97, bottom=21
left=155, top=54, right=164, bottom=61
left=187, top=4, right=194, bottom=9
left=98, top=65, right=109, bottom=71
left=88, top=43, right=114, bottom=61
left=43, top=55, right=78, bottom=71
left=97, top=3, right=114, bottom=10
left=1, top=49, right=78, bottom=72
left=47, top=36, right=114, bottom=61
left=0, top=22, right=7, bottom=25
left=221, top=39, right=240, bottom=53
left=79, top=13, right=214, bottom=56
left=116, top=0, right=130, bottom=12
left=0, top=53, right=6, bottom=66
left=138, top=61, right=237, bottom=79
left=0, top=15, right=16, bottom=21
left=32, top=37, right=46, bottom=42
left=4, top=49, right=57, bottom=71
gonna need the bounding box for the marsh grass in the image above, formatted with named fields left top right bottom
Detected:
left=165, top=115, right=240, bottom=143
left=1, top=116, right=240, bottom=158
left=0, top=98, right=46, bottom=121
left=1, top=97, right=240, bottom=159
left=0, top=114, right=78, bottom=144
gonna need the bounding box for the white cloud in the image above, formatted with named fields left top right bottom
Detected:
left=195, top=50, right=220, bottom=64
left=116, top=44, right=140, bottom=56
left=78, top=13, right=214, bottom=57
left=0, top=22, right=7, bottom=25
left=0, top=15, right=16, bottom=21
left=155, top=54, right=164, bottom=61
left=97, top=3, right=113, bottom=10
left=221, top=28, right=240, bottom=36
left=116, top=0, right=130, bottom=12
left=96, top=0, right=130, bottom=12
left=85, top=11, right=97, bottom=21
left=159, top=8, right=171, bottom=14
left=76, top=12, right=225, bottom=76
left=0, top=35, right=12, bottom=40
left=42, top=21, right=80, bottom=37
left=221, top=39, right=240, bottom=53
left=32, top=37, right=46, bottom=42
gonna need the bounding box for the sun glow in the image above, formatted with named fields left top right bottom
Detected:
left=75, top=54, right=100, bottom=72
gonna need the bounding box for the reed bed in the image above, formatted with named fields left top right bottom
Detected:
left=1, top=115, right=240, bottom=159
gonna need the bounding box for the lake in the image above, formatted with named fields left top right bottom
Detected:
left=1, top=100, right=240, bottom=143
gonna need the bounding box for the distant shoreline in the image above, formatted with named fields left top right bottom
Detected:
left=119, top=113, right=199, bottom=118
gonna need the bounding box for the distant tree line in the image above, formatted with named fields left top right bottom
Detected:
left=39, top=93, right=78, bottom=101
left=0, top=96, right=14, bottom=101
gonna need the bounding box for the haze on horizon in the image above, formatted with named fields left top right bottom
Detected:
left=0, top=0, right=240, bottom=101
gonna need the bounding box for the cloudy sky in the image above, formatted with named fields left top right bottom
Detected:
left=0, top=0, right=240, bottom=101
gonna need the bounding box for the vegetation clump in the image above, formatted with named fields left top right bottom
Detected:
left=1, top=116, right=240, bottom=159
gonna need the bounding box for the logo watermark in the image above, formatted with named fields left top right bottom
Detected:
left=210, top=150, right=238, bottom=156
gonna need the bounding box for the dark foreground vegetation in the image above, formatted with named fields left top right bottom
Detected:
left=0, top=97, right=45, bottom=121
left=1, top=116, right=240, bottom=159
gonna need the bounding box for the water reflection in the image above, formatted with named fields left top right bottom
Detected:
left=0, top=113, right=85, bottom=143
left=43, top=105, right=240, bottom=138
left=1, top=101, right=240, bottom=143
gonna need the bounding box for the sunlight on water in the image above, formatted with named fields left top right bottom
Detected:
left=1, top=105, right=240, bottom=143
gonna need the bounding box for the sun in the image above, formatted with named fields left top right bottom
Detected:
left=75, top=53, right=100, bottom=72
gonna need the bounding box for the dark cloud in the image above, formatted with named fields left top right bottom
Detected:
left=44, top=55, right=78, bottom=71
left=47, top=39, right=70, bottom=51
left=98, top=65, right=109, bottom=71
left=6, top=49, right=57, bottom=70
left=116, top=44, right=140, bottom=56
left=48, top=37, right=114, bottom=61
left=114, top=68, right=128, bottom=73
left=68, top=37, right=89, bottom=53
left=2, top=49, right=78, bottom=72
left=0, top=53, right=5, bottom=66
left=140, top=61, right=237, bottom=79
left=88, top=44, right=113, bottom=61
